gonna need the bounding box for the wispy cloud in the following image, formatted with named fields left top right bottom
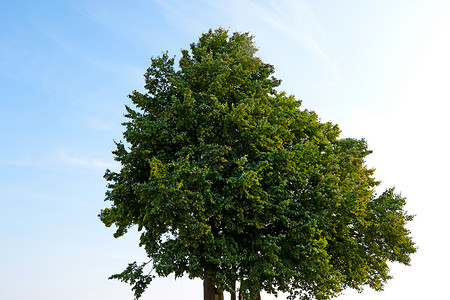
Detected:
left=153, top=0, right=342, bottom=86
left=0, top=151, right=120, bottom=172
left=0, top=158, right=33, bottom=167
left=153, top=0, right=200, bottom=30
left=71, top=1, right=167, bottom=49
left=58, top=151, right=119, bottom=171
left=243, top=0, right=341, bottom=85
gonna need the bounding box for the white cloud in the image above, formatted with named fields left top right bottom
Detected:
left=0, top=158, right=32, bottom=167
left=234, top=0, right=339, bottom=77
left=58, top=151, right=119, bottom=171
left=1, top=151, right=119, bottom=172
left=152, top=0, right=341, bottom=86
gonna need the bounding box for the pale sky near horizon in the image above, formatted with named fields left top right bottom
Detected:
left=1, top=1, right=449, bottom=299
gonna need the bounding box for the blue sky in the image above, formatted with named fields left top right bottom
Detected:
left=1, top=0, right=449, bottom=299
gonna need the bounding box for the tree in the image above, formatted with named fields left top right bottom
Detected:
left=100, top=28, right=416, bottom=300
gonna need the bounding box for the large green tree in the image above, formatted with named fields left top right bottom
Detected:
left=100, top=28, right=416, bottom=300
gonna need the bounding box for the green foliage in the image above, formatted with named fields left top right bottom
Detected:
left=108, top=262, right=154, bottom=299
left=100, top=28, right=416, bottom=300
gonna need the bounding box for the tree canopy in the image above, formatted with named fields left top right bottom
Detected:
left=100, top=28, right=416, bottom=300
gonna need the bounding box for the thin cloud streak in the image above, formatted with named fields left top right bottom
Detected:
left=71, top=1, right=168, bottom=50
left=0, top=152, right=119, bottom=171
left=154, top=0, right=342, bottom=86
left=247, top=0, right=342, bottom=85
left=59, top=151, right=119, bottom=171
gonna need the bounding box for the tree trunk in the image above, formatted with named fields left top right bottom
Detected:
left=231, top=281, right=236, bottom=300
left=204, top=277, right=224, bottom=300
